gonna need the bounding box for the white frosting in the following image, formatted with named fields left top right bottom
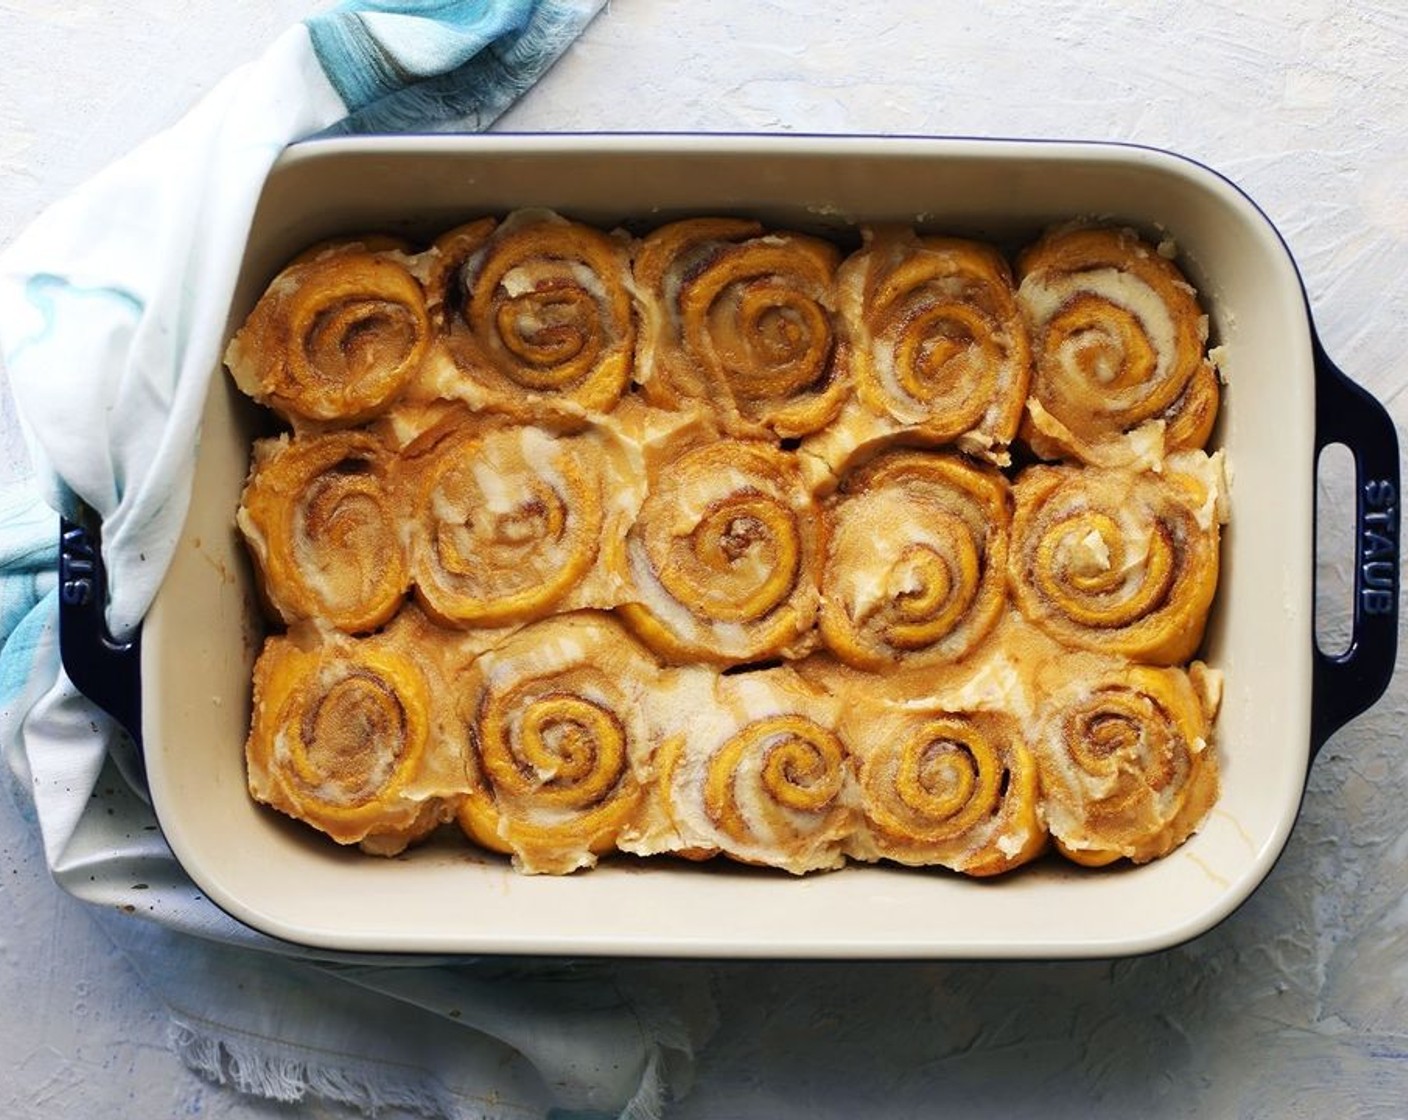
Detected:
left=518, top=424, right=568, bottom=481
left=648, top=671, right=849, bottom=872
left=1025, top=397, right=1168, bottom=470
left=1123, top=421, right=1169, bottom=473
left=1208, top=344, right=1230, bottom=384
left=843, top=521, right=947, bottom=620
left=499, top=265, right=538, bottom=299
left=669, top=468, right=763, bottom=527
left=487, top=225, right=614, bottom=335
left=1168, top=448, right=1230, bottom=529
left=1116, top=507, right=1154, bottom=571
left=235, top=504, right=268, bottom=566
left=1020, top=266, right=1179, bottom=393
left=1069, top=528, right=1111, bottom=576
left=469, top=455, right=518, bottom=514
left=942, top=656, right=1026, bottom=716
left=626, top=537, right=752, bottom=655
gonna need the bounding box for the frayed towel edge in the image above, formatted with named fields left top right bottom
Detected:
left=617, top=1046, right=667, bottom=1120
left=170, top=1015, right=682, bottom=1120
left=170, top=1017, right=449, bottom=1118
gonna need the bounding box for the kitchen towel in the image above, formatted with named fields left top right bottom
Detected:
left=0, top=3, right=716, bottom=1118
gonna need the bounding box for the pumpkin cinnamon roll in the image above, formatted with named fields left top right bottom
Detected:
left=453, top=613, right=659, bottom=874
left=1008, top=450, right=1225, bottom=665
left=420, top=217, right=498, bottom=328
left=237, top=430, right=408, bottom=633
left=632, top=218, right=847, bottom=438
left=246, top=626, right=461, bottom=855
left=402, top=412, right=626, bottom=630
left=819, top=450, right=1010, bottom=670
left=1031, top=658, right=1221, bottom=866
left=844, top=702, right=1045, bottom=876
left=621, top=668, right=854, bottom=874
left=1016, top=225, right=1219, bottom=467
left=835, top=229, right=1030, bottom=462
left=619, top=438, right=820, bottom=664
left=432, top=210, right=634, bottom=416
left=226, top=240, right=431, bottom=426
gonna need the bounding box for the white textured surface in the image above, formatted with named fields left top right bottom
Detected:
left=2, top=1, right=1406, bottom=1117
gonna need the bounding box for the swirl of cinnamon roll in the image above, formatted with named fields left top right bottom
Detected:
left=237, top=430, right=409, bottom=633
left=619, top=439, right=820, bottom=663
left=226, top=242, right=431, bottom=425
left=1016, top=225, right=1219, bottom=466
left=820, top=451, right=1010, bottom=670
left=246, top=629, right=457, bottom=854
left=421, top=217, right=498, bottom=328
left=628, top=669, right=852, bottom=873
left=632, top=218, right=847, bottom=438
left=436, top=210, right=634, bottom=415
left=454, top=613, right=657, bottom=874
left=839, top=230, right=1031, bottom=456
left=402, top=414, right=609, bottom=629
left=1032, top=660, right=1220, bottom=865
left=1008, top=451, right=1224, bottom=665
left=846, top=705, right=1045, bottom=876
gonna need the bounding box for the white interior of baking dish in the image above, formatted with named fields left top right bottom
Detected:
left=143, top=136, right=1315, bottom=957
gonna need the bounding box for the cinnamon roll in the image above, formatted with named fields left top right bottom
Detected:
left=819, top=450, right=1010, bottom=670
left=1016, top=225, right=1219, bottom=467
left=632, top=218, right=847, bottom=438
left=453, top=613, right=659, bottom=874
left=844, top=702, right=1045, bottom=876
left=1008, top=450, right=1225, bottom=665
left=834, top=229, right=1030, bottom=462
left=420, top=217, right=498, bottom=331
left=245, top=625, right=461, bottom=855
left=237, top=430, right=408, bottom=633
left=619, top=438, right=820, bottom=663
left=401, top=412, right=627, bottom=630
left=1031, top=658, right=1221, bottom=866
left=431, top=210, right=634, bottom=416
left=226, top=240, right=431, bottom=426
left=621, top=667, right=854, bottom=874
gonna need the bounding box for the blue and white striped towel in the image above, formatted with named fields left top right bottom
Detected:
left=0, top=4, right=715, bottom=1118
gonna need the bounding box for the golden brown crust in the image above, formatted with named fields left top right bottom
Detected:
left=1016, top=225, right=1218, bottom=467
left=421, top=218, right=499, bottom=336
left=226, top=242, right=431, bottom=426
left=620, top=667, right=855, bottom=874
left=619, top=436, right=821, bottom=664
left=818, top=450, right=1010, bottom=670
left=399, top=410, right=621, bottom=630
left=431, top=211, right=635, bottom=417
left=245, top=625, right=462, bottom=854
left=452, top=613, right=661, bottom=874
left=632, top=218, right=848, bottom=439
left=844, top=701, right=1047, bottom=876
left=237, top=430, right=409, bottom=634
left=1030, top=657, right=1220, bottom=866
left=1008, top=454, right=1223, bottom=665
left=837, top=229, right=1030, bottom=459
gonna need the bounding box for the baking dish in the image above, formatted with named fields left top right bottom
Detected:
left=59, top=135, right=1399, bottom=958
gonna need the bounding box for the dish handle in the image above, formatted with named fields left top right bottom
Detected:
left=58, top=514, right=143, bottom=749
left=1310, top=336, right=1400, bottom=754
